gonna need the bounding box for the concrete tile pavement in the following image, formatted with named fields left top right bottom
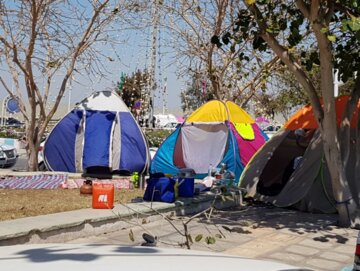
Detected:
left=66, top=205, right=358, bottom=271
left=0, top=187, right=357, bottom=271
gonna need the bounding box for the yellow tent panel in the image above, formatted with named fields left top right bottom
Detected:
left=186, top=100, right=228, bottom=123
left=235, top=123, right=255, bottom=140
left=225, top=101, right=255, bottom=123
left=186, top=100, right=256, bottom=124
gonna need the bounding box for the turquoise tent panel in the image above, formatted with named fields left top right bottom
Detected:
left=151, top=126, right=243, bottom=183
left=219, top=130, right=243, bottom=184
left=151, top=128, right=180, bottom=176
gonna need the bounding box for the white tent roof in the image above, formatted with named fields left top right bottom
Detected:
left=75, top=91, right=129, bottom=112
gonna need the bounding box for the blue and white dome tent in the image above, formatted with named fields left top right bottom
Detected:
left=44, top=91, right=150, bottom=174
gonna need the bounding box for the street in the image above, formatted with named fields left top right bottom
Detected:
left=12, top=151, right=27, bottom=172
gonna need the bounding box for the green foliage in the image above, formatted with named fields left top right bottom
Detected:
left=277, top=69, right=312, bottom=110
left=339, top=79, right=356, bottom=95
left=342, top=17, right=360, bottom=32
left=118, top=73, right=125, bottom=93
left=0, top=128, right=21, bottom=139
left=195, top=234, right=203, bottom=242
left=205, top=236, right=216, bottom=245
left=116, top=69, right=150, bottom=110
left=130, top=172, right=139, bottom=188
left=129, top=229, right=135, bottom=242
left=211, top=35, right=222, bottom=48
left=144, top=129, right=172, bottom=147
left=211, top=1, right=360, bottom=85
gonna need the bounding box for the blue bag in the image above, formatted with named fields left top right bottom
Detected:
left=177, top=177, right=194, bottom=197
left=143, top=177, right=176, bottom=203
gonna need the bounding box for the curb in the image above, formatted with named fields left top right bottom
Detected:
left=0, top=190, right=242, bottom=246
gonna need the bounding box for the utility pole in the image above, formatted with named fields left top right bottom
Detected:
left=334, top=69, right=339, bottom=97
left=68, top=87, right=72, bottom=112
left=0, top=98, right=5, bottom=126
left=162, top=77, right=167, bottom=114
left=147, top=0, right=159, bottom=127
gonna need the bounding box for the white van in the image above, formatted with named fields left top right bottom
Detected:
left=154, top=114, right=179, bottom=128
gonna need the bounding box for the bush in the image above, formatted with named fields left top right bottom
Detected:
left=0, top=128, right=22, bottom=139
left=144, top=129, right=172, bottom=147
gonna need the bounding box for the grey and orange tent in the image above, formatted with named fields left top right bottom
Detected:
left=239, top=96, right=360, bottom=213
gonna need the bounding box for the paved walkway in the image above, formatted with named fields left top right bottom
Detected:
left=67, top=204, right=358, bottom=271
left=0, top=187, right=357, bottom=271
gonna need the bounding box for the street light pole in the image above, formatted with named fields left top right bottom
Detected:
left=0, top=97, right=5, bottom=126
left=334, top=69, right=339, bottom=97
left=68, top=86, right=72, bottom=112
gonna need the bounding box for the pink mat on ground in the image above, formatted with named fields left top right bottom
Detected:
left=0, top=174, right=68, bottom=189
left=64, top=178, right=134, bottom=190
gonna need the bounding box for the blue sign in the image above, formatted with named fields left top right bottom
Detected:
left=6, top=97, right=20, bottom=113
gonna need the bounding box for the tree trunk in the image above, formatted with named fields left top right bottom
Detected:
left=27, top=142, right=39, bottom=171
left=313, top=21, right=354, bottom=227
left=209, top=72, right=221, bottom=99
left=322, top=128, right=353, bottom=226
left=26, top=125, right=41, bottom=171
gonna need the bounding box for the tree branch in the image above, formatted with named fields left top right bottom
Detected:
left=295, top=0, right=311, bottom=19
left=47, top=0, right=111, bottom=122
left=310, top=0, right=321, bottom=22
left=246, top=2, right=323, bottom=124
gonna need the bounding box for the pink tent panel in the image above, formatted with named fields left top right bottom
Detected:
left=176, top=116, right=185, bottom=123
left=230, top=123, right=266, bottom=166
left=255, top=116, right=270, bottom=124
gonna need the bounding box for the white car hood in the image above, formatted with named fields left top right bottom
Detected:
left=0, top=243, right=304, bottom=271
left=0, top=144, right=15, bottom=151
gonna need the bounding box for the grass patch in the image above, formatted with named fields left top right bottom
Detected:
left=0, top=188, right=144, bottom=221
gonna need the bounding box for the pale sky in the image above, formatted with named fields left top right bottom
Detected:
left=0, top=24, right=185, bottom=119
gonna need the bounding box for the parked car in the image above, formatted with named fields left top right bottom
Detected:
left=149, top=147, right=158, bottom=159
left=263, top=124, right=281, bottom=132
left=7, top=117, right=24, bottom=128
left=0, top=144, right=18, bottom=168
left=0, top=117, right=24, bottom=128
left=162, top=122, right=179, bottom=130
left=38, top=140, right=47, bottom=171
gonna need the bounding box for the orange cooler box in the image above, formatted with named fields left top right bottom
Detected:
left=92, top=183, right=115, bottom=209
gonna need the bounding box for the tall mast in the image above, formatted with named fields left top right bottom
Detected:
left=147, top=0, right=159, bottom=125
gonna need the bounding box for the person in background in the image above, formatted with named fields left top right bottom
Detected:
left=295, top=128, right=315, bottom=149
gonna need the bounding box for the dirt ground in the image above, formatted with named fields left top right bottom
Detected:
left=0, top=189, right=144, bottom=221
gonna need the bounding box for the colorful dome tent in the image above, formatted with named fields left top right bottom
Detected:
left=44, top=91, right=150, bottom=174
left=150, top=100, right=268, bottom=182
left=239, top=96, right=360, bottom=213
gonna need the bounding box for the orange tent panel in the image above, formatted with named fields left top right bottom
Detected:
left=285, top=96, right=360, bottom=130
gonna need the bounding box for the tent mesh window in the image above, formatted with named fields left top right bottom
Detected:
left=173, top=123, right=228, bottom=173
